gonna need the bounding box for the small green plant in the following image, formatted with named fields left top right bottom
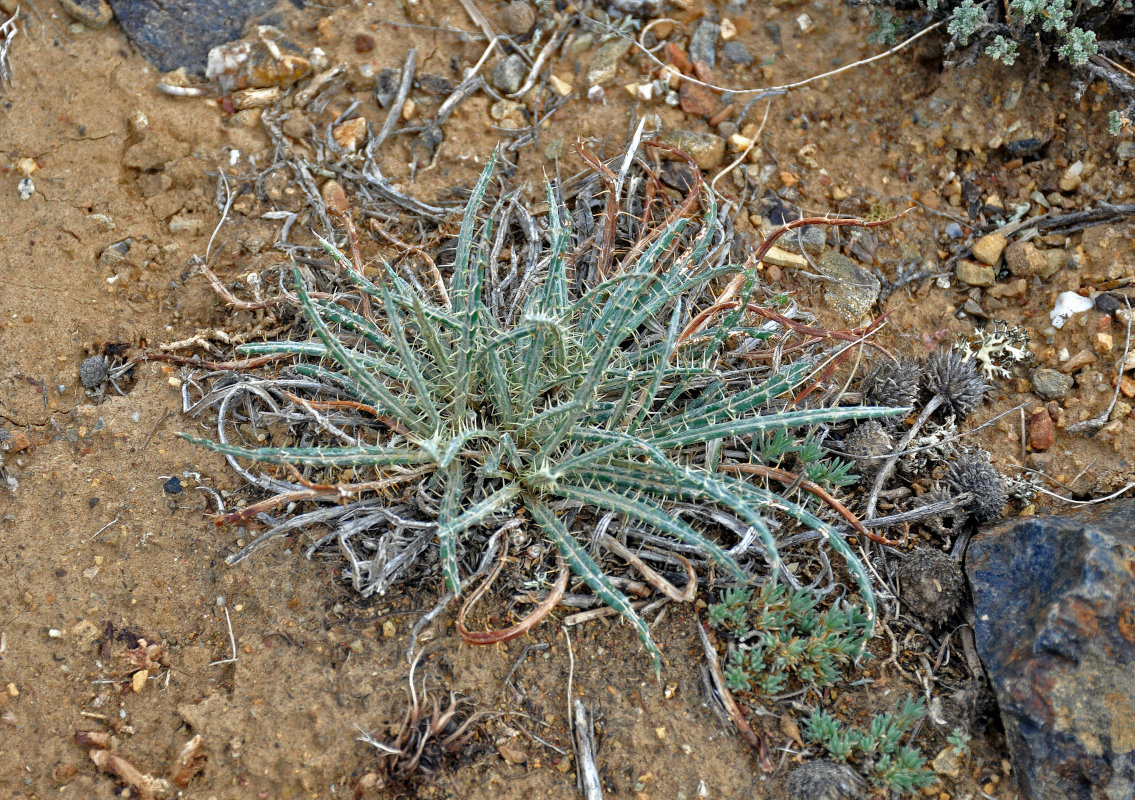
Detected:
left=708, top=582, right=870, bottom=696
left=868, top=8, right=902, bottom=45
left=985, top=34, right=1018, bottom=65
left=184, top=151, right=903, bottom=674
left=947, top=726, right=971, bottom=756
left=861, top=0, right=1135, bottom=127
left=805, top=696, right=937, bottom=796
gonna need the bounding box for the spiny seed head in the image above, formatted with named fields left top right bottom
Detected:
left=912, top=485, right=959, bottom=538
left=860, top=357, right=920, bottom=409
left=924, top=349, right=986, bottom=419
left=786, top=759, right=864, bottom=800
left=947, top=452, right=1007, bottom=524
left=79, top=355, right=110, bottom=389
left=897, top=547, right=966, bottom=625
left=844, top=420, right=892, bottom=471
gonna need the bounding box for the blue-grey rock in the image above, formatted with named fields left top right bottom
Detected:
left=688, top=20, right=718, bottom=69
left=108, top=0, right=281, bottom=74
left=966, top=501, right=1135, bottom=800
left=721, top=40, right=753, bottom=67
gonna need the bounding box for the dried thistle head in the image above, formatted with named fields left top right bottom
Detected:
left=947, top=452, right=1007, bottom=524
left=843, top=420, right=893, bottom=474
left=860, top=357, right=920, bottom=409
left=923, top=350, right=986, bottom=419
left=80, top=354, right=110, bottom=390
left=897, top=547, right=965, bottom=625
left=911, top=485, right=961, bottom=539
left=786, top=758, right=864, bottom=800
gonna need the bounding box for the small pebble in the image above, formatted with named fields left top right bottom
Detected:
left=721, top=40, right=753, bottom=67
left=353, top=34, right=375, bottom=53
left=492, top=54, right=526, bottom=94
left=1031, top=368, right=1073, bottom=400
left=1029, top=410, right=1055, bottom=451
left=163, top=476, right=183, bottom=495
left=688, top=20, right=718, bottom=68
left=945, top=222, right=963, bottom=239
left=973, top=232, right=1007, bottom=266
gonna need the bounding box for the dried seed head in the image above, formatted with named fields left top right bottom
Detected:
left=786, top=759, right=864, bottom=800
left=912, top=485, right=960, bottom=539
left=897, top=547, right=966, bottom=625
left=947, top=452, right=1007, bottom=524
left=844, top=420, right=892, bottom=473
left=860, top=357, right=920, bottom=409
left=923, top=349, right=986, bottom=419
left=79, top=355, right=110, bottom=389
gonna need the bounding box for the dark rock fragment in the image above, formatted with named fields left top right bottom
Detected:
left=966, top=500, right=1135, bottom=800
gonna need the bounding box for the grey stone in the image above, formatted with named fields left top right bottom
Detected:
left=1118, top=141, right=1135, bottom=162
left=491, top=54, right=526, bottom=94
left=819, top=252, right=880, bottom=322
left=1031, top=367, right=1074, bottom=400
left=965, top=501, right=1135, bottom=800
left=98, top=238, right=132, bottom=268
left=688, top=20, right=718, bottom=68
left=721, top=40, right=753, bottom=67
left=780, top=224, right=825, bottom=255
left=109, top=0, right=280, bottom=74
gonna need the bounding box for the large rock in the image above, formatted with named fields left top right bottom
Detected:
left=966, top=502, right=1135, bottom=800
left=109, top=0, right=280, bottom=74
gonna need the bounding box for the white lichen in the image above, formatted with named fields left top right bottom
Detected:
left=957, top=321, right=1031, bottom=380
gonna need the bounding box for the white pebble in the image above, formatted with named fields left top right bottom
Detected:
left=1050, top=291, right=1093, bottom=329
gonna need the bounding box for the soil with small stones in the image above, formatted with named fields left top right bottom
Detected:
left=1, top=1, right=1132, bottom=798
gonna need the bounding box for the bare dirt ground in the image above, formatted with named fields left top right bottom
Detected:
left=1, top=1, right=1133, bottom=798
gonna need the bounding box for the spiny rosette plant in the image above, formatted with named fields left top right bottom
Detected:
left=708, top=582, right=871, bottom=696
left=182, top=151, right=904, bottom=673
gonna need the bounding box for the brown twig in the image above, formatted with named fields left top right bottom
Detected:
left=371, top=221, right=451, bottom=307
left=599, top=533, right=697, bottom=602
left=718, top=462, right=902, bottom=546
left=88, top=750, right=167, bottom=800
left=200, top=263, right=289, bottom=310
left=280, top=390, right=412, bottom=435
left=137, top=352, right=292, bottom=371
left=695, top=622, right=773, bottom=771
left=458, top=550, right=569, bottom=645
left=574, top=140, right=622, bottom=280
left=215, top=467, right=432, bottom=525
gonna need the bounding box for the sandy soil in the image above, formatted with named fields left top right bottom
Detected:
left=1, top=1, right=1132, bottom=798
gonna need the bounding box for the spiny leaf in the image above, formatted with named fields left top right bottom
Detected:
left=552, top=481, right=745, bottom=580
left=292, top=266, right=425, bottom=434
left=527, top=498, right=662, bottom=675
